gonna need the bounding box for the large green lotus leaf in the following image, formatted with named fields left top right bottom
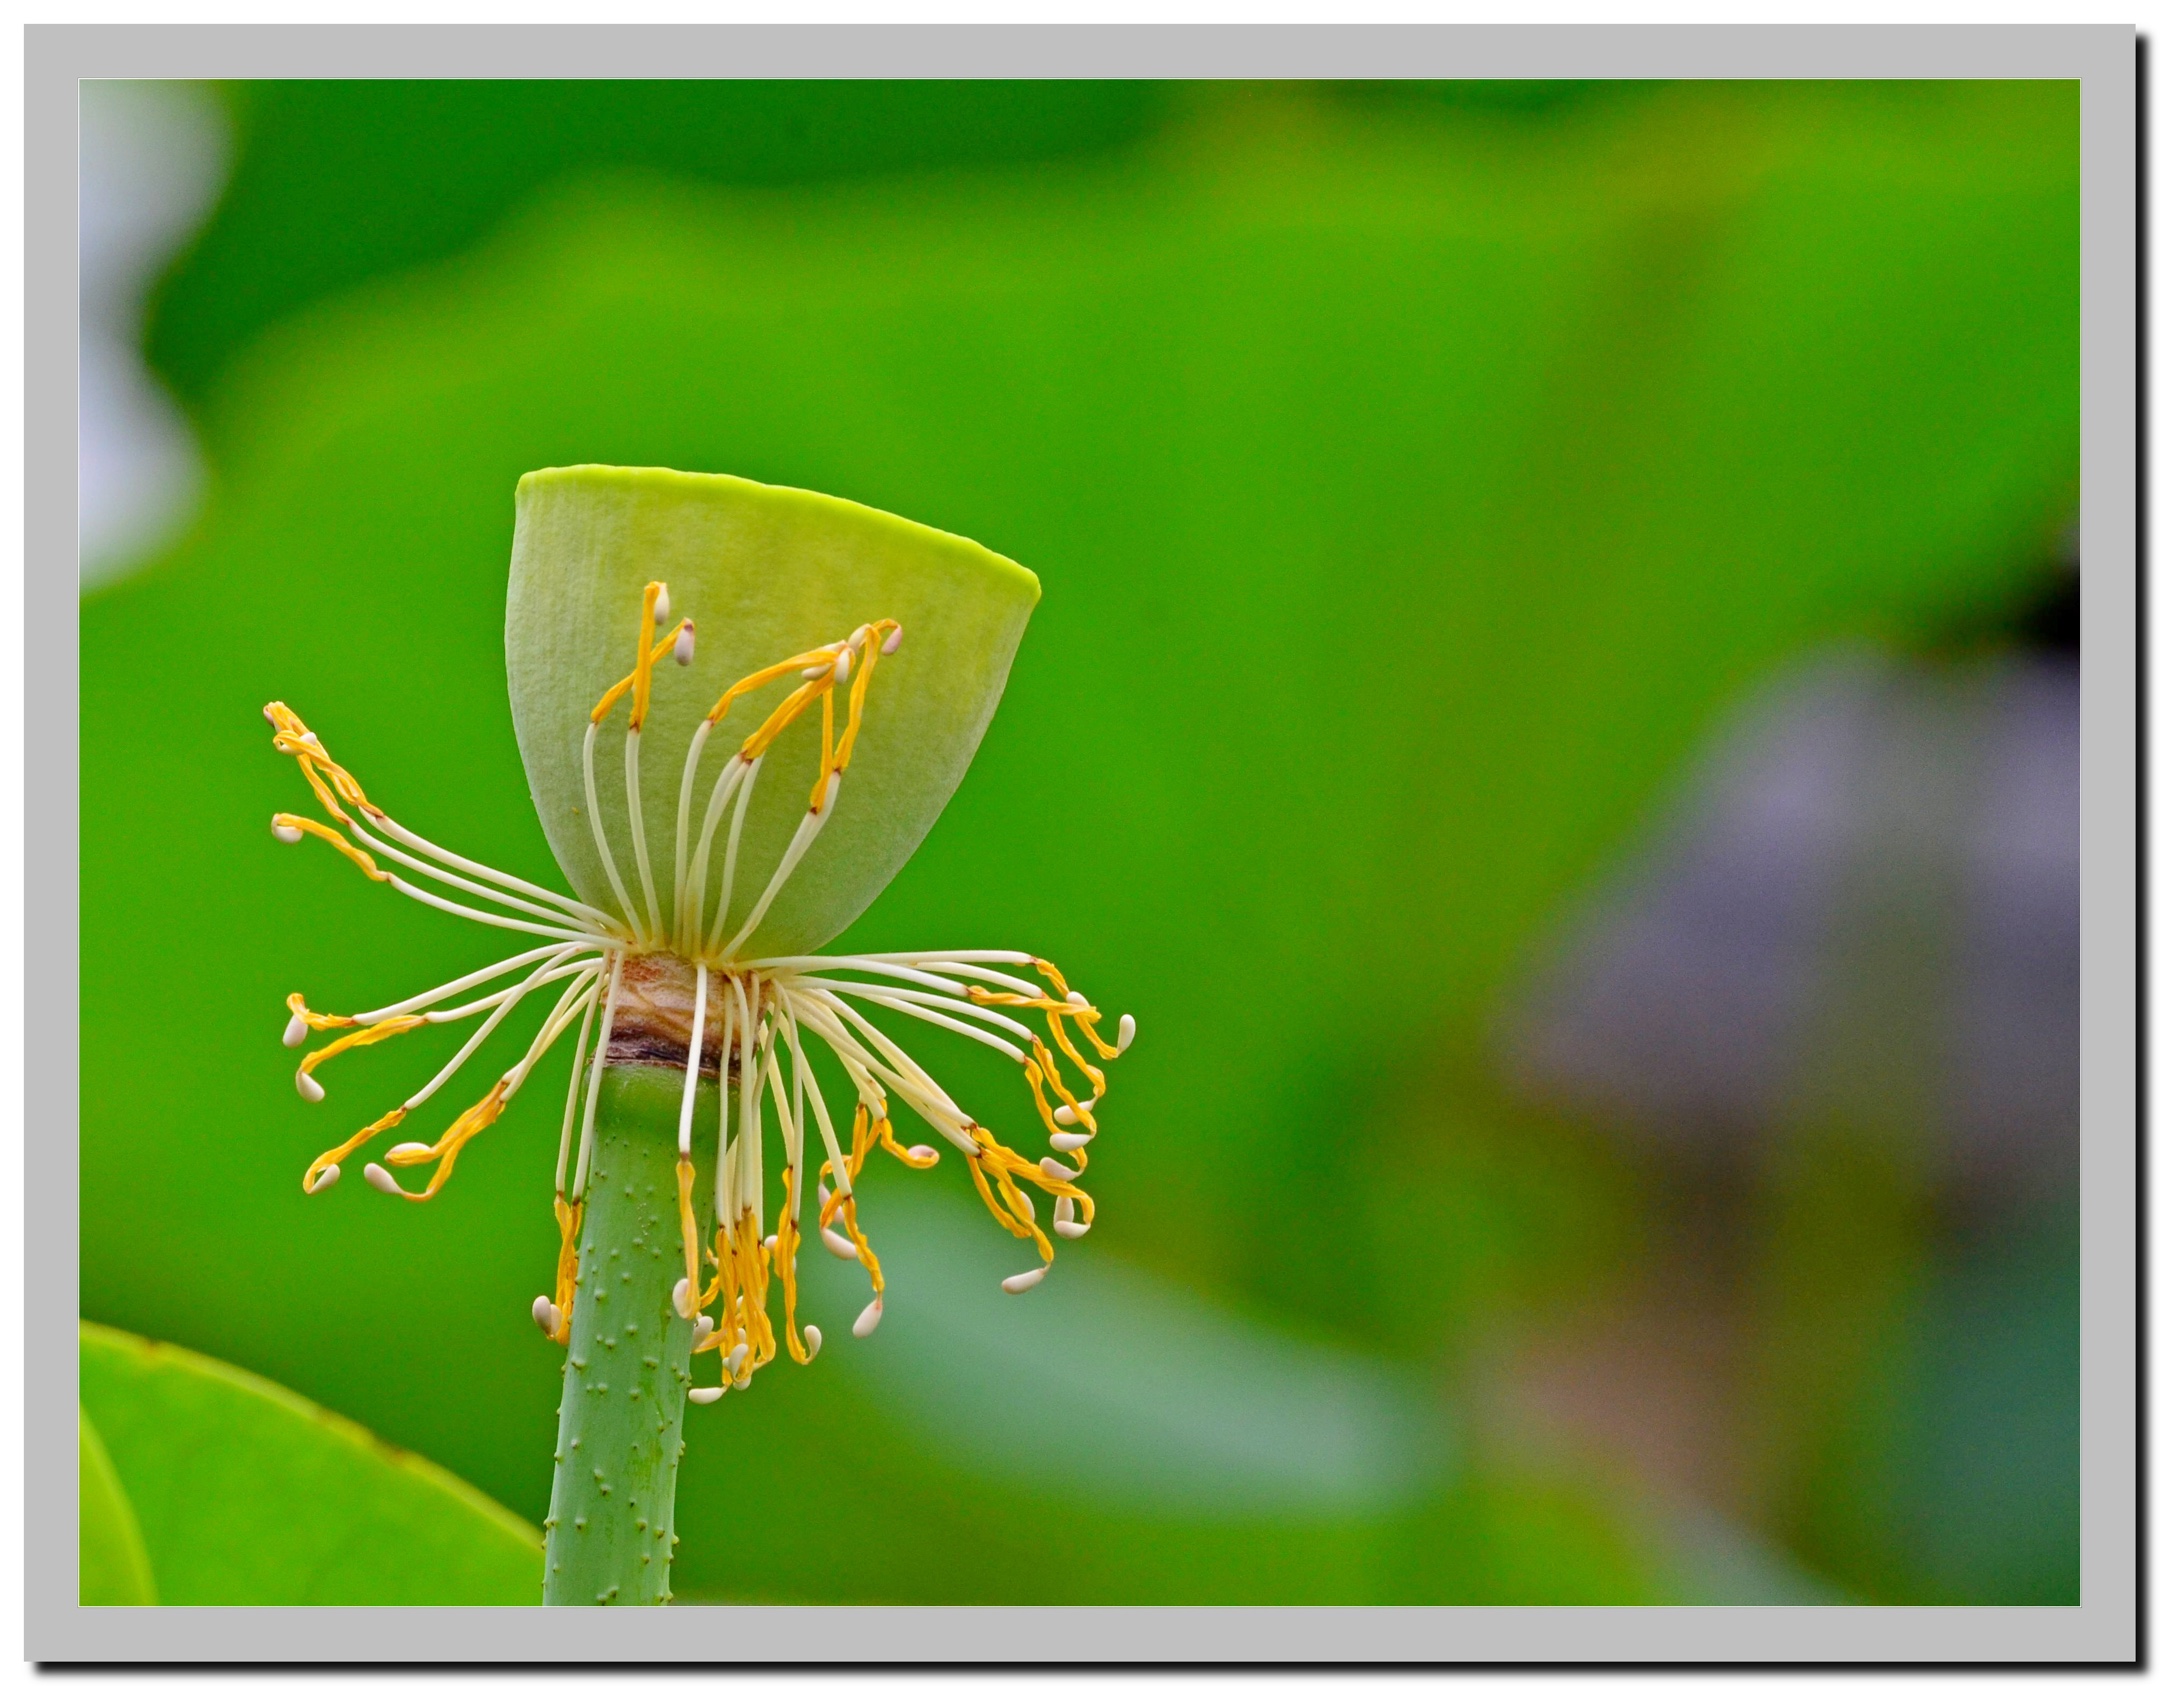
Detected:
left=79, top=1324, right=540, bottom=1604
left=78, top=1405, right=156, bottom=1605
left=506, top=465, right=1038, bottom=957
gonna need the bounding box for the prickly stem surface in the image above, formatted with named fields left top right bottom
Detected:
left=543, top=1065, right=711, bottom=1605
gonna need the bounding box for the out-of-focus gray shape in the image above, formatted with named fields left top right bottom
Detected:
left=1658, top=1505, right=1848, bottom=1604
left=808, top=1176, right=1453, bottom=1516
left=1506, top=644, right=2077, bottom=1200
left=79, top=81, right=227, bottom=589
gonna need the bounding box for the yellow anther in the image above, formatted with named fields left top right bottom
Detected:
left=273, top=814, right=390, bottom=883
left=550, top=1195, right=583, bottom=1347
left=675, top=1156, right=702, bottom=1314
left=629, top=581, right=662, bottom=730
left=588, top=619, right=690, bottom=725
left=376, top=1080, right=511, bottom=1201
left=285, top=992, right=358, bottom=1032
left=299, top=1106, right=407, bottom=1196
left=297, top=1014, right=425, bottom=1078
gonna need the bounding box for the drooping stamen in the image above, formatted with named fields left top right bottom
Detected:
left=672, top=962, right=711, bottom=1316
left=704, top=755, right=762, bottom=954
left=367, top=967, right=600, bottom=1202
left=570, top=953, right=627, bottom=1205
left=265, top=707, right=622, bottom=943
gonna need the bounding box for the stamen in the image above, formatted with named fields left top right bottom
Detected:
left=333, top=942, right=588, bottom=1028
left=762, top=957, right=969, bottom=996
left=581, top=720, right=642, bottom=942
left=1003, top=1267, right=1048, bottom=1295
left=811, top=982, right=1034, bottom=1063
left=671, top=719, right=715, bottom=948
left=819, top=1226, right=858, bottom=1261
left=304, top=1163, right=340, bottom=1194
left=689, top=1387, right=725, bottom=1406
left=283, top=1011, right=309, bottom=1048
left=707, top=756, right=763, bottom=953
left=677, top=963, right=709, bottom=1158
left=675, top=620, right=695, bottom=666
left=362, top=810, right=621, bottom=934
left=569, top=955, right=626, bottom=1205
left=882, top=625, right=904, bottom=654
left=719, top=798, right=834, bottom=961
left=1037, top=1157, right=1077, bottom=1182
left=363, top=1163, right=402, bottom=1195
left=553, top=985, right=601, bottom=1199
left=296, top=1071, right=325, bottom=1103
left=1118, top=1014, right=1137, bottom=1054
left=532, top=1296, right=560, bottom=1338
left=803, top=1325, right=823, bottom=1359
left=1049, top=1132, right=1091, bottom=1153
left=852, top=1296, right=883, bottom=1338
left=623, top=724, right=664, bottom=941
left=1054, top=1195, right=1088, bottom=1238
left=272, top=819, right=303, bottom=845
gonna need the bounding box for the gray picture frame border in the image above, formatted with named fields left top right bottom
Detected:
left=29, top=23, right=2134, bottom=1663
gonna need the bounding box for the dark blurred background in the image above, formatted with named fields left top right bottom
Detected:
left=79, top=79, right=2078, bottom=1604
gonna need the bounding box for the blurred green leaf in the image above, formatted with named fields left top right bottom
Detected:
left=79, top=1404, right=156, bottom=1605
left=150, top=79, right=1177, bottom=411
left=84, top=82, right=2075, bottom=1600
left=79, top=1324, right=540, bottom=1604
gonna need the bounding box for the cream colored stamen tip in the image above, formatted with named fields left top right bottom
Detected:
left=305, top=1163, right=341, bottom=1195
left=271, top=820, right=303, bottom=845
left=693, top=1314, right=715, bottom=1343
left=299, top=731, right=322, bottom=750
left=1117, top=1014, right=1137, bottom=1053
left=833, top=647, right=853, bottom=686
left=1055, top=1219, right=1091, bottom=1238
left=652, top=585, right=670, bottom=623
left=802, top=661, right=831, bottom=683
left=1003, top=1267, right=1048, bottom=1295
left=852, top=1296, right=883, bottom=1338
left=296, top=1070, right=325, bottom=1103
left=803, top=1324, right=823, bottom=1359
left=905, top=1144, right=937, bottom=1165
left=385, top=1142, right=431, bottom=1165
left=672, top=1277, right=695, bottom=1320
left=283, top=1012, right=309, bottom=1048
left=362, top=1163, right=401, bottom=1195
left=1037, top=1156, right=1077, bottom=1182
left=1049, top=1131, right=1091, bottom=1153
left=532, top=1296, right=559, bottom=1337
left=727, top=1341, right=750, bottom=1374
left=689, top=1386, right=725, bottom=1406
left=881, top=625, right=904, bottom=655
left=674, top=621, right=695, bottom=666
left=820, top=1226, right=859, bottom=1261
left=1065, top=990, right=1090, bottom=1008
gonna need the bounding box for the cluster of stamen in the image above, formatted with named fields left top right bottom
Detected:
left=267, top=579, right=1133, bottom=1402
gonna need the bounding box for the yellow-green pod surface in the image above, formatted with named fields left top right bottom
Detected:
left=507, top=466, right=1039, bottom=959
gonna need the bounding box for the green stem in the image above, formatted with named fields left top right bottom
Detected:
left=543, top=1065, right=711, bottom=1605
